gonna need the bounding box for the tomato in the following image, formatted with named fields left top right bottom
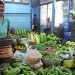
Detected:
left=0, top=51, right=8, bottom=55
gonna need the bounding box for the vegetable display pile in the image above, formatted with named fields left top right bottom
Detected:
left=2, top=31, right=75, bottom=75
left=28, top=32, right=59, bottom=44
left=2, top=62, right=75, bottom=75
left=43, top=54, right=61, bottom=61
left=15, top=29, right=30, bottom=39
left=28, top=32, right=75, bottom=52
left=2, top=63, right=36, bottom=75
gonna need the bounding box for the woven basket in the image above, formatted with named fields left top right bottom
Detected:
left=29, top=41, right=36, bottom=45
left=0, top=46, right=13, bottom=58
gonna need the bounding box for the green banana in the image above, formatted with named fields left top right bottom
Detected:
left=36, top=33, right=40, bottom=43
left=34, top=34, right=40, bottom=44
left=40, top=33, right=44, bottom=43
left=31, top=34, right=35, bottom=42
left=28, top=33, right=31, bottom=39
left=40, top=33, right=47, bottom=43
left=43, top=33, right=47, bottom=42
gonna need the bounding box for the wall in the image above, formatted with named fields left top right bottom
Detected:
left=32, top=6, right=40, bottom=24
left=4, top=2, right=31, bottom=30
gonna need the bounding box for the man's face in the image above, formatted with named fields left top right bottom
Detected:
left=0, top=4, right=4, bottom=16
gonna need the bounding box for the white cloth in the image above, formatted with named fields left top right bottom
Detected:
left=47, top=21, right=51, bottom=28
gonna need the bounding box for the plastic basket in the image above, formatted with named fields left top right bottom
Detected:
left=41, top=58, right=62, bottom=67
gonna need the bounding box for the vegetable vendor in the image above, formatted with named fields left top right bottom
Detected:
left=0, top=1, right=10, bottom=38
left=0, top=1, right=17, bottom=52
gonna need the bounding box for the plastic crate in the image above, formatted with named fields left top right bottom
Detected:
left=0, top=39, right=12, bottom=47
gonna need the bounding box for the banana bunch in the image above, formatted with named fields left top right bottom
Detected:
left=40, top=33, right=47, bottom=43
left=28, top=32, right=47, bottom=44
left=28, top=32, right=40, bottom=44
left=15, top=44, right=26, bottom=50
left=15, top=29, right=26, bottom=35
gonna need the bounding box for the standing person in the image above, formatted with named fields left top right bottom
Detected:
left=0, top=1, right=12, bottom=64
left=0, top=1, right=16, bottom=51
left=0, top=1, right=10, bottom=38
left=44, top=18, right=51, bottom=34
left=32, top=14, right=39, bottom=32
left=46, top=18, right=51, bottom=29
left=58, top=24, right=64, bottom=38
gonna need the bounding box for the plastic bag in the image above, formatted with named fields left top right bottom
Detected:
left=23, top=49, right=42, bottom=65
left=31, top=60, right=43, bottom=69
left=14, top=51, right=25, bottom=62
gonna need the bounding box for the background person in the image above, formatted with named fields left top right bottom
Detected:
left=32, top=14, right=39, bottom=33
left=46, top=18, right=52, bottom=29
left=44, top=18, right=52, bottom=34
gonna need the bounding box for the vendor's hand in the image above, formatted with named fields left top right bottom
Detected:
left=32, top=25, right=34, bottom=29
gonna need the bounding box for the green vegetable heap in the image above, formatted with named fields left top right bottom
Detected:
left=2, top=62, right=75, bottom=75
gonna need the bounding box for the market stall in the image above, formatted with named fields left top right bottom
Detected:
left=0, top=0, right=75, bottom=75
left=0, top=30, right=75, bottom=75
